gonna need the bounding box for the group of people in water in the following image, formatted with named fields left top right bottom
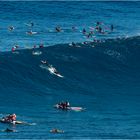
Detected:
left=54, top=21, right=113, bottom=35
left=1, top=101, right=70, bottom=133
left=81, top=22, right=114, bottom=39
left=10, top=21, right=114, bottom=52
left=1, top=21, right=114, bottom=133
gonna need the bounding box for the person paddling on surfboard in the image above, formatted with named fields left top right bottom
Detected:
left=50, top=128, right=64, bottom=133
left=3, top=114, right=16, bottom=122
left=57, top=101, right=70, bottom=109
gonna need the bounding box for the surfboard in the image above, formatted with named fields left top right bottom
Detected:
left=48, top=67, right=63, bottom=78
left=0, top=119, right=36, bottom=125
left=40, top=65, right=63, bottom=78
left=26, top=31, right=37, bottom=35
left=54, top=104, right=85, bottom=111
left=0, top=119, right=25, bottom=124
left=24, top=23, right=33, bottom=27
left=69, top=107, right=85, bottom=111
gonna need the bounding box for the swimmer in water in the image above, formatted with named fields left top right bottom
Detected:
left=50, top=129, right=64, bottom=133
left=55, top=26, right=61, bottom=32
left=110, top=24, right=114, bottom=31
left=87, top=31, right=93, bottom=38
left=8, top=26, right=14, bottom=31
left=41, top=60, right=48, bottom=64
left=71, top=42, right=77, bottom=47
left=72, top=26, right=77, bottom=31
left=82, top=28, right=86, bottom=34
left=39, top=44, right=44, bottom=48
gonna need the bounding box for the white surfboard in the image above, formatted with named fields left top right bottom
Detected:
left=48, top=67, right=63, bottom=78
left=54, top=104, right=85, bottom=111
left=26, top=31, right=37, bottom=35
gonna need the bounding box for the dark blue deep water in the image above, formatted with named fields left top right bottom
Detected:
left=0, top=1, right=140, bottom=139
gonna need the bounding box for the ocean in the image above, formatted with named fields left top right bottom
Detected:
left=0, top=1, right=140, bottom=139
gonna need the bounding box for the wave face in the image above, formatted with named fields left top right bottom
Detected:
left=0, top=36, right=140, bottom=139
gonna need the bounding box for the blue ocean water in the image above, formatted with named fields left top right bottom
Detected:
left=0, top=1, right=140, bottom=51
left=0, top=1, right=140, bottom=139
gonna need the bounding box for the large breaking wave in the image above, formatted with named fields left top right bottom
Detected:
left=0, top=36, right=140, bottom=103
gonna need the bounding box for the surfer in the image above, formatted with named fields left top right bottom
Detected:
left=71, top=42, right=77, bottom=47
left=55, top=26, right=61, bottom=32
left=8, top=26, right=14, bottom=31
left=30, top=22, right=34, bottom=27
left=96, top=21, right=102, bottom=26
left=2, top=114, right=16, bottom=122
left=51, top=67, right=59, bottom=75
left=82, top=28, right=86, bottom=34
left=98, top=26, right=102, bottom=33
left=87, top=31, right=93, bottom=38
left=72, top=26, right=77, bottom=31
left=39, top=44, right=44, bottom=48
left=57, top=101, right=70, bottom=109
left=11, top=47, right=15, bottom=52
left=50, top=129, right=64, bottom=133
left=25, top=21, right=34, bottom=27
left=11, top=45, right=19, bottom=52
left=41, top=62, right=63, bottom=77
left=95, top=21, right=102, bottom=32
left=82, top=41, right=88, bottom=45
left=110, top=24, right=114, bottom=31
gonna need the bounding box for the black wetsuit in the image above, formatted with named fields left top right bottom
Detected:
left=111, top=25, right=114, bottom=31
